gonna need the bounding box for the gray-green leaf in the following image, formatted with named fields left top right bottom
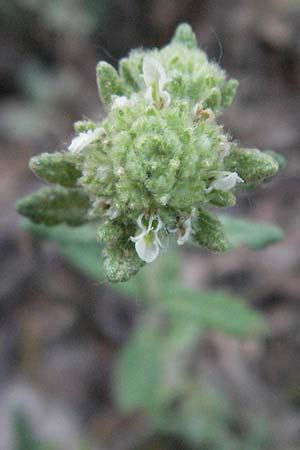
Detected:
left=29, top=152, right=81, bottom=188
left=16, top=186, right=90, bottom=226
left=161, top=288, right=266, bottom=338
left=220, top=215, right=283, bottom=250
left=115, top=318, right=163, bottom=412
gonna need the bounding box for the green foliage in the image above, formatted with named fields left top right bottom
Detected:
left=115, top=318, right=164, bottom=412
left=153, top=385, right=238, bottom=450
left=21, top=219, right=105, bottom=280
left=116, top=289, right=264, bottom=414
left=21, top=215, right=280, bottom=449
left=21, top=219, right=180, bottom=300
left=22, top=214, right=283, bottom=287
left=30, top=152, right=82, bottom=188
left=21, top=219, right=97, bottom=244
left=224, top=147, right=279, bottom=183
left=16, top=187, right=90, bottom=226
left=208, top=190, right=236, bottom=208
left=161, top=288, right=265, bottom=338
left=171, top=22, right=198, bottom=48
left=193, top=209, right=228, bottom=252
left=220, top=215, right=284, bottom=250
left=265, top=150, right=286, bottom=169
left=102, top=244, right=145, bottom=283
left=115, top=289, right=266, bottom=448
left=96, top=61, right=128, bottom=107
left=115, top=301, right=262, bottom=412
left=61, top=241, right=104, bottom=281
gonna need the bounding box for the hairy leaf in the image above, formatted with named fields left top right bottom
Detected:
left=29, top=152, right=81, bottom=187
left=16, top=187, right=90, bottom=226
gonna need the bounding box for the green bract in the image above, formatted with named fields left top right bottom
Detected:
left=17, top=23, right=280, bottom=282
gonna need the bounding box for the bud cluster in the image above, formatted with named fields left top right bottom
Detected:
left=17, top=24, right=280, bottom=282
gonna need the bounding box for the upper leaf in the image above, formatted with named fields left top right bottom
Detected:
left=29, top=152, right=81, bottom=187
left=224, top=147, right=279, bottom=183
left=96, top=61, right=128, bottom=107
left=171, top=23, right=197, bottom=48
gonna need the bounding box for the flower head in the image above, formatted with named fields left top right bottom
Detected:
left=18, top=23, right=281, bottom=282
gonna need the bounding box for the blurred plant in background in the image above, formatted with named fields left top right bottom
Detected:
left=19, top=213, right=283, bottom=450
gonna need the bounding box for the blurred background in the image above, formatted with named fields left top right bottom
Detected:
left=1, top=1, right=300, bottom=449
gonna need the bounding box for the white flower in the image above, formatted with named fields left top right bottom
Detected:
left=207, top=171, right=244, bottom=192
left=130, top=214, right=166, bottom=263
left=68, top=127, right=104, bottom=153
left=142, top=56, right=170, bottom=107
left=111, top=94, right=138, bottom=110
left=168, top=217, right=192, bottom=246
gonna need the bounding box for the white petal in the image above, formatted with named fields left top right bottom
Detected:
left=143, top=57, right=170, bottom=107
left=210, top=172, right=244, bottom=191
left=111, top=96, right=131, bottom=109
left=111, top=94, right=138, bottom=110
left=130, top=229, right=147, bottom=243
left=130, top=214, right=147, bottom=242
left=143, top=56, right=167, bottom=87
left=155, top=232, right=169, bottom=250
left=136, top=213, right=146, bottom=230
left=153, top=215, right=164, bottom=233
left=135, top=234, right=160, bottom=263
left=68, top=127, right=103, bottom=153
left=145, top=87, right=154, bottom=105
